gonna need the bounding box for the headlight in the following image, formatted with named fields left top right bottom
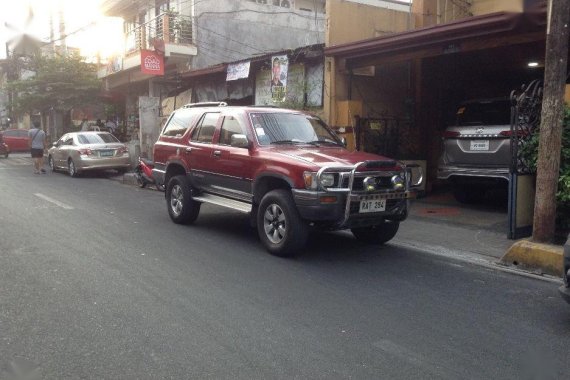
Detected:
left=320, top=173, right=335, bottom=188
left=303, top=172, right=335, bottom=190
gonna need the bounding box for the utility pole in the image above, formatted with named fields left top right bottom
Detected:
left=532, top=0, right=570, bottom=243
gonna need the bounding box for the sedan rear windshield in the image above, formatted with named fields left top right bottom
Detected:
left=77, top=133, right=120, bottom=144
left=456, top=100, right=511, bottom=126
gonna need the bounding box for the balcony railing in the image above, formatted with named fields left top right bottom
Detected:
left=125, top=13, right=193, bottom=55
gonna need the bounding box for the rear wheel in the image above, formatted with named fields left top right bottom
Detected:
left=257, top=189, right=308, bottom=257
left=68, top=159, right=79, bottom=177
left=166, top=175, right=200, bottom=224
left=351, top=222, right=400, bottom=245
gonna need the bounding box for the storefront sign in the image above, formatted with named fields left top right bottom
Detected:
left=141, top=50, right=164, bottom=76
left=226, top=61, right=251, bottom=81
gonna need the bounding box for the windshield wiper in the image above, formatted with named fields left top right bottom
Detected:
left=308, top=139, right=343, bottom=146
left=270, top=139, right=303, bottom=145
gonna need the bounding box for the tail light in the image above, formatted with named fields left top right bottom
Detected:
left=442, top=130, right=460, bottom=138
left=78, top=148, right=92, bottom=156
left=499, top=130, right=529, bottom=137
left=117, top=146, right=128, bottom=155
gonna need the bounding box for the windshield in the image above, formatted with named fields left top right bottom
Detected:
left=250, top=112, right=342, bottom=146
left=77, top=133, right=120, bottom=145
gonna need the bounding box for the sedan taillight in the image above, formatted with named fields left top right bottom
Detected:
left=442, top=130, right=460, bottom=138
left=78, top=148, right=92, bottom=156
left=117, top=146, right=128, bottom=155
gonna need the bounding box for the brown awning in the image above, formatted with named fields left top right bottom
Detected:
left=324, top=11, right=546, bottom=63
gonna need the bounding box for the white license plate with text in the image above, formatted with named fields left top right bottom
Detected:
left=470, top=140, right=489, bottom=151
left=359, top=199, right=386, bottom=213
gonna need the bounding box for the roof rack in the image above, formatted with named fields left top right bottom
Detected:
left=182, top=102, right=228, bottom=108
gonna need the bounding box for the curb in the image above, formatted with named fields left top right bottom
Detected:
left=500, top=240, right=563, bottom=276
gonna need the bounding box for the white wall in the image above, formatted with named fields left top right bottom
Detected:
left=192, top=0, right=325, bottom=70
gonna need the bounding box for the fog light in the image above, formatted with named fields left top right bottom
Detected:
left=391, top=175, right=405, bottom=190
left=363, top=176, right=376, bottom=192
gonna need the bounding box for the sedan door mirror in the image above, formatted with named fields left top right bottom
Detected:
left=230, top=134, right=250, bottom=148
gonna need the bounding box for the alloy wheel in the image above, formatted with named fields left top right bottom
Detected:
left=170, top=184, right=183, bottom=217
left=263, top=204, right=286, bottom=244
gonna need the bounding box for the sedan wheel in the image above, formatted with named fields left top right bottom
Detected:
left=48, top=156, right=56, bottom=172
left=68, top=159, right=79, bottom=177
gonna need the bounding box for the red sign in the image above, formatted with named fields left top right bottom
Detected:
left=141, top=50, right=164, bottom=76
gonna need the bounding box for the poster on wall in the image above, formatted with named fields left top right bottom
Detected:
left=140, top=50, right=164, bottom=76
left=255, top=63, right=305, bottom=107
left=271, top=55, right=288, bottom=102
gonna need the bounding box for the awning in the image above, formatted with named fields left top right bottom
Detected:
left=324, top=10, right=546, bottom=65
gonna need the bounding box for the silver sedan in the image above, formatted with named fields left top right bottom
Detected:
left=48, top=132, right=131, bottom=177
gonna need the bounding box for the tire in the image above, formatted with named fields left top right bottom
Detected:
left=68, top=159, right=79, bottom=177
left=452, top=185, right=483, bottom=204
left=351, top=222, right=400, bottom=245
left=166, top=175, right=200, bottom=224
left=135, top=169, right=147, bottom=188
left=257, top=189, right=308, bottom=257
left=48, top=156, right=56, bottom=172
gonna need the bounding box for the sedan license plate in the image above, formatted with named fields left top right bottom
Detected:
left=100, top=150, right=114, bottom=157
left=359, top=199, right=386, bottom=213
left=470, top=140, right=489, bottom=151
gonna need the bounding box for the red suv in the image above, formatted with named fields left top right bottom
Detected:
left=153, top=103, right=422, bottom=256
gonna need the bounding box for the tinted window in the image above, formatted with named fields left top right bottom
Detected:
left=456, top=100, right=511, bottom=126
left=18, top=130, right=29, bottom=137
left=3, top=130, right=16, bottom=137
left=192, top=113, right=219, bottom=143
left=162, top=109, right=199, bottom=137
left=219, top=116, right=245, bottom=145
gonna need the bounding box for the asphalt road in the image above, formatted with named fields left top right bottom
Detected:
left=1, top=154, right=569, bottom=379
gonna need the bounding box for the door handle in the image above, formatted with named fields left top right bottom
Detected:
left=185, top=147, right=192, bottom=153
left=213, top=150, right=221, bottom=157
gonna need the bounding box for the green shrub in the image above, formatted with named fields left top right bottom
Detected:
left=521, top=106, right=570, bottom=229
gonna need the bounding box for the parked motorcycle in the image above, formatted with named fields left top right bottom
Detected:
left=134, top=157, right=164, bottom=191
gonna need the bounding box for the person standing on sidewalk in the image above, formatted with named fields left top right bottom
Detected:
left=28, top=120, right=46, bottom=174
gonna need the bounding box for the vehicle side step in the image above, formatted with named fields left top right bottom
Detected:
left=192, top=193, right=252, bottom=214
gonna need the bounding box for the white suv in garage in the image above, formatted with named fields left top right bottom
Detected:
left=437, top=98, right=512, bottom=203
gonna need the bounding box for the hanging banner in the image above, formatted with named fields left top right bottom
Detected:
left=141, top=50, right=164, bottom=76
left=226, top=61, right=251, bottom=81
left=270, top=55, right=288, bottom=102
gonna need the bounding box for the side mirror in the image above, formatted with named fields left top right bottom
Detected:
left=230, top=134, right=250, bottom=148
left=340, top=137, right=347, bottom=147
left=52, top=141, right=58, bottom=147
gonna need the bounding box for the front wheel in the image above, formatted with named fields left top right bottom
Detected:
left=351, top=222, right=400, bottom=245
left=48, top=156, right=56, bottom=172
left=257, top=189, right=308, bottom=257
left=166, top=175, right=200, bottom=224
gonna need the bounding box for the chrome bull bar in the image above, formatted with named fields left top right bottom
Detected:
left=316, top=161, right=423, bottom=227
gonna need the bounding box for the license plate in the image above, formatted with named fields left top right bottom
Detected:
left=100, top=150, right=114, bottom=157
left=359, top=199, right=386, bottom=213
left=470, top=140, right=489, bottom=151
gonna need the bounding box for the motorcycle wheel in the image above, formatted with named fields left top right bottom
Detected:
left=135, top=168, right=147, bottom=188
